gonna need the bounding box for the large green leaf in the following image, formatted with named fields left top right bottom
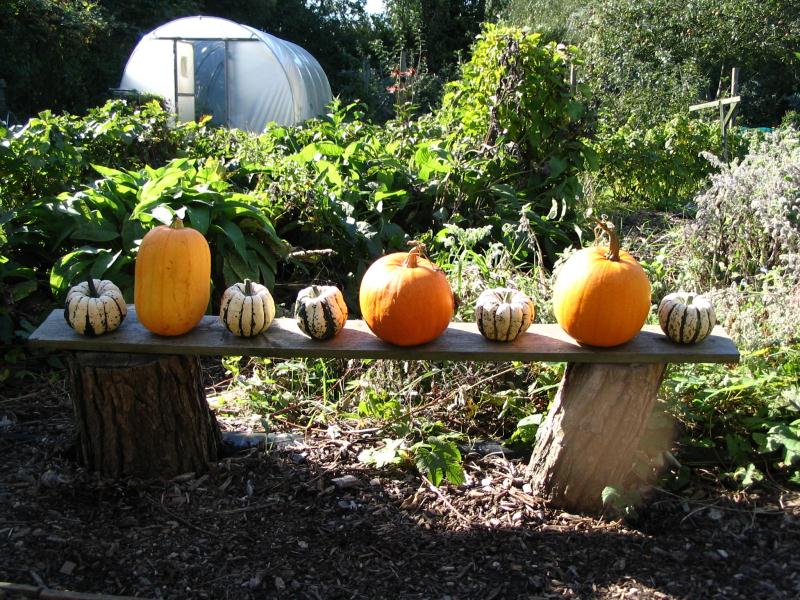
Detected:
left=295, top=141, right=345, bottom=163
left=761, top=422, right=800, bottom=465
left=186, top=204, right=211, bottom=235
left=229, top=248, right=260, bottom=281
left=11, top=280, right=37, bottom=303
left=71, top=223, right=120, bottom=242
left=89, top=249, right=122, bottom=279
left=50, top=247, right=103, bottom=297
left=413, top=437, right=464, bottom=486
left=137, top=168, right=186, bottom=205
left=211, top=220, right=247, bottom=262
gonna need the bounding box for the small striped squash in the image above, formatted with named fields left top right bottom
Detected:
left=475, top=288, right=535, bottom=342
left=64, top=278, right=127, bottom=336
left=219, top=279, right=275, bottom=337
left=295, top=285, right=348, bottom=340
left=658, top=292, right=716, bottom=344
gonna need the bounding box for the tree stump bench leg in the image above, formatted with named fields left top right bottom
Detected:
left=68, top=353, right=222, bottom=479
left=526, top=362, right=667, bottom=514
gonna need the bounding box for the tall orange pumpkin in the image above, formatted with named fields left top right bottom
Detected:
left=134, top=218, right=211, bottom=336
left=552, top=221, right=651, bottom=347
left=359, top=245, right=454, bottom=346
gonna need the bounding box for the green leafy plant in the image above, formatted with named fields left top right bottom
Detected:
left=508, top=413, right=545, bottom=447
left=436, top=24, right=596, bottom=263
left=8, top=158, right=285, bottom=305
left=664, top=346, right=800, bottom=486
left=412, top=436, right=466, bottom=486
left=0, top=99, right=194, bottom=209
left=358, top=434, right=465, bottom=486
left=587, top=113, right=749, bottom=212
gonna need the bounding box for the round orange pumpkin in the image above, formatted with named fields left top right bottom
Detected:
left=134, top=217, right=211, bottom=336
left=552, top=221, right=651, bottom=347
left=359, top=245, right=454, bottom=346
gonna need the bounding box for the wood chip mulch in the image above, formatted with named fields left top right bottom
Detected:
left=1, top=375, right=799, bottom=600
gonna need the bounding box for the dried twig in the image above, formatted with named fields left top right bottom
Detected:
left=422, top=475, right=472, bottom=526
left=143, top=496, right=218, bottom=537
left=0, top=582, right=150, bottom=600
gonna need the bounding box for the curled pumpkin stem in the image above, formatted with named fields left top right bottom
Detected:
left=404, top=240, right=438, bottom=270
left=594, top=219, right=620, bottom=262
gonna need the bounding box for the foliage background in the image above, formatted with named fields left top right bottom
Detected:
left=503, top=0, right=800, bottom=128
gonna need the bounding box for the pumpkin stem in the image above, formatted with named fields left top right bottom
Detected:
left=404, top=243, right=425, bottom=268
left=311, top=284, right=321, bottom=297
left=502, top=289, right=516, bottom=304
left=86, top=278, right=99, bottom=298
left=595, top=219, right=620, bottom=261
left=687, top=293, right=694, bottom=305
left=244, top=279, right=252, bottom=296
left=170, top=217, right=185, bottom=229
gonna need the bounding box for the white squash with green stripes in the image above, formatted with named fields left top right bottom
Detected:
left=64, top=279, right=127, bottom=336
left=658, top=291, right=716, bottom=344
left=475, top=288, right=535, bottom=342
left=219, top=279, right=275, bottom=337
left=295, top=285, right=348, bottom=340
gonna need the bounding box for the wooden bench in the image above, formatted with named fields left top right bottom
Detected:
left=29, top=307, right=739, bottom=514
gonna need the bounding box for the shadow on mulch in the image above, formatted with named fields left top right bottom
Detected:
left=1, top=374, right=799, bottom=600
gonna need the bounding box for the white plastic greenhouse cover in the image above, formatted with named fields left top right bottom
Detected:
left=120, top=16, right=333, bottom=132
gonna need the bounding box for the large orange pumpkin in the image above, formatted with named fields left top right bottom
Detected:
left=359, top=245, right=454, bottom=346
left=552, top=221, right=651, bottom=347
left=134, top=217, right=211, bottom=336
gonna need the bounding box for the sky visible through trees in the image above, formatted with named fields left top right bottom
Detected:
left=366, top=0, right=385, bottom=14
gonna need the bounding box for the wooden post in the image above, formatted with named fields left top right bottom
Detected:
left=729, top=67, right=739, bottom=129
left=526, top=362, right=667, bottom=514
left=68, top=353, right=222, bottom=479
left=689, top=67, right=740, bottom=163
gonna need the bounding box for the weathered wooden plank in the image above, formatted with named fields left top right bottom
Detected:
left=28, top=308, right=740, bottom=364
left=688, top=95, right=741, bottom=112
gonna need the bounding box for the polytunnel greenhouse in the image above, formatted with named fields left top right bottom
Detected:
left=120, top=16, right=332, bottom=132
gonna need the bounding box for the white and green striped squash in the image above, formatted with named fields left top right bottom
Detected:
left=658, top=291, right=716, bottom=344
left=64, top=279, right=127, bottom=337
left=475, top=288, right=535, bottom=342
left=219, top=279, right=275, bottom=337
left=295, top=285, right=348, bottom=340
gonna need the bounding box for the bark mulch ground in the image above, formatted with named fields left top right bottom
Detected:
left=1, top=372, right=799, bottom=600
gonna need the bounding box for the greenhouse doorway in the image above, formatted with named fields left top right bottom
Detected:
left=174, top=39, right=233, bottom=126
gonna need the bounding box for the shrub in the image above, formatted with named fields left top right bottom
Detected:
left=0, top=99, right=195, bottom=208
left=436, top=25, right=596, bottom=263
left=586, top=113, right=749, bottom=212
left=690, top=127, right=800, bottom=289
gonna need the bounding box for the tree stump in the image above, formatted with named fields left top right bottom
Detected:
left=68, top=353, right=222, bottom=479
left=526, top=362, right=667, bottom=514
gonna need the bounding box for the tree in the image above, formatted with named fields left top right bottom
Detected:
left=503, top=0, right=800, bottom=127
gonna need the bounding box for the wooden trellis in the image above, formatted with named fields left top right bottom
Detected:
left=689, top=67, right=741, bottom=161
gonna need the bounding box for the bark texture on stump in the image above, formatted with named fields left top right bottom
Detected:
left=68, top=353, right=222, bottom=479
left=526, top=362, right=666, bottom=514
